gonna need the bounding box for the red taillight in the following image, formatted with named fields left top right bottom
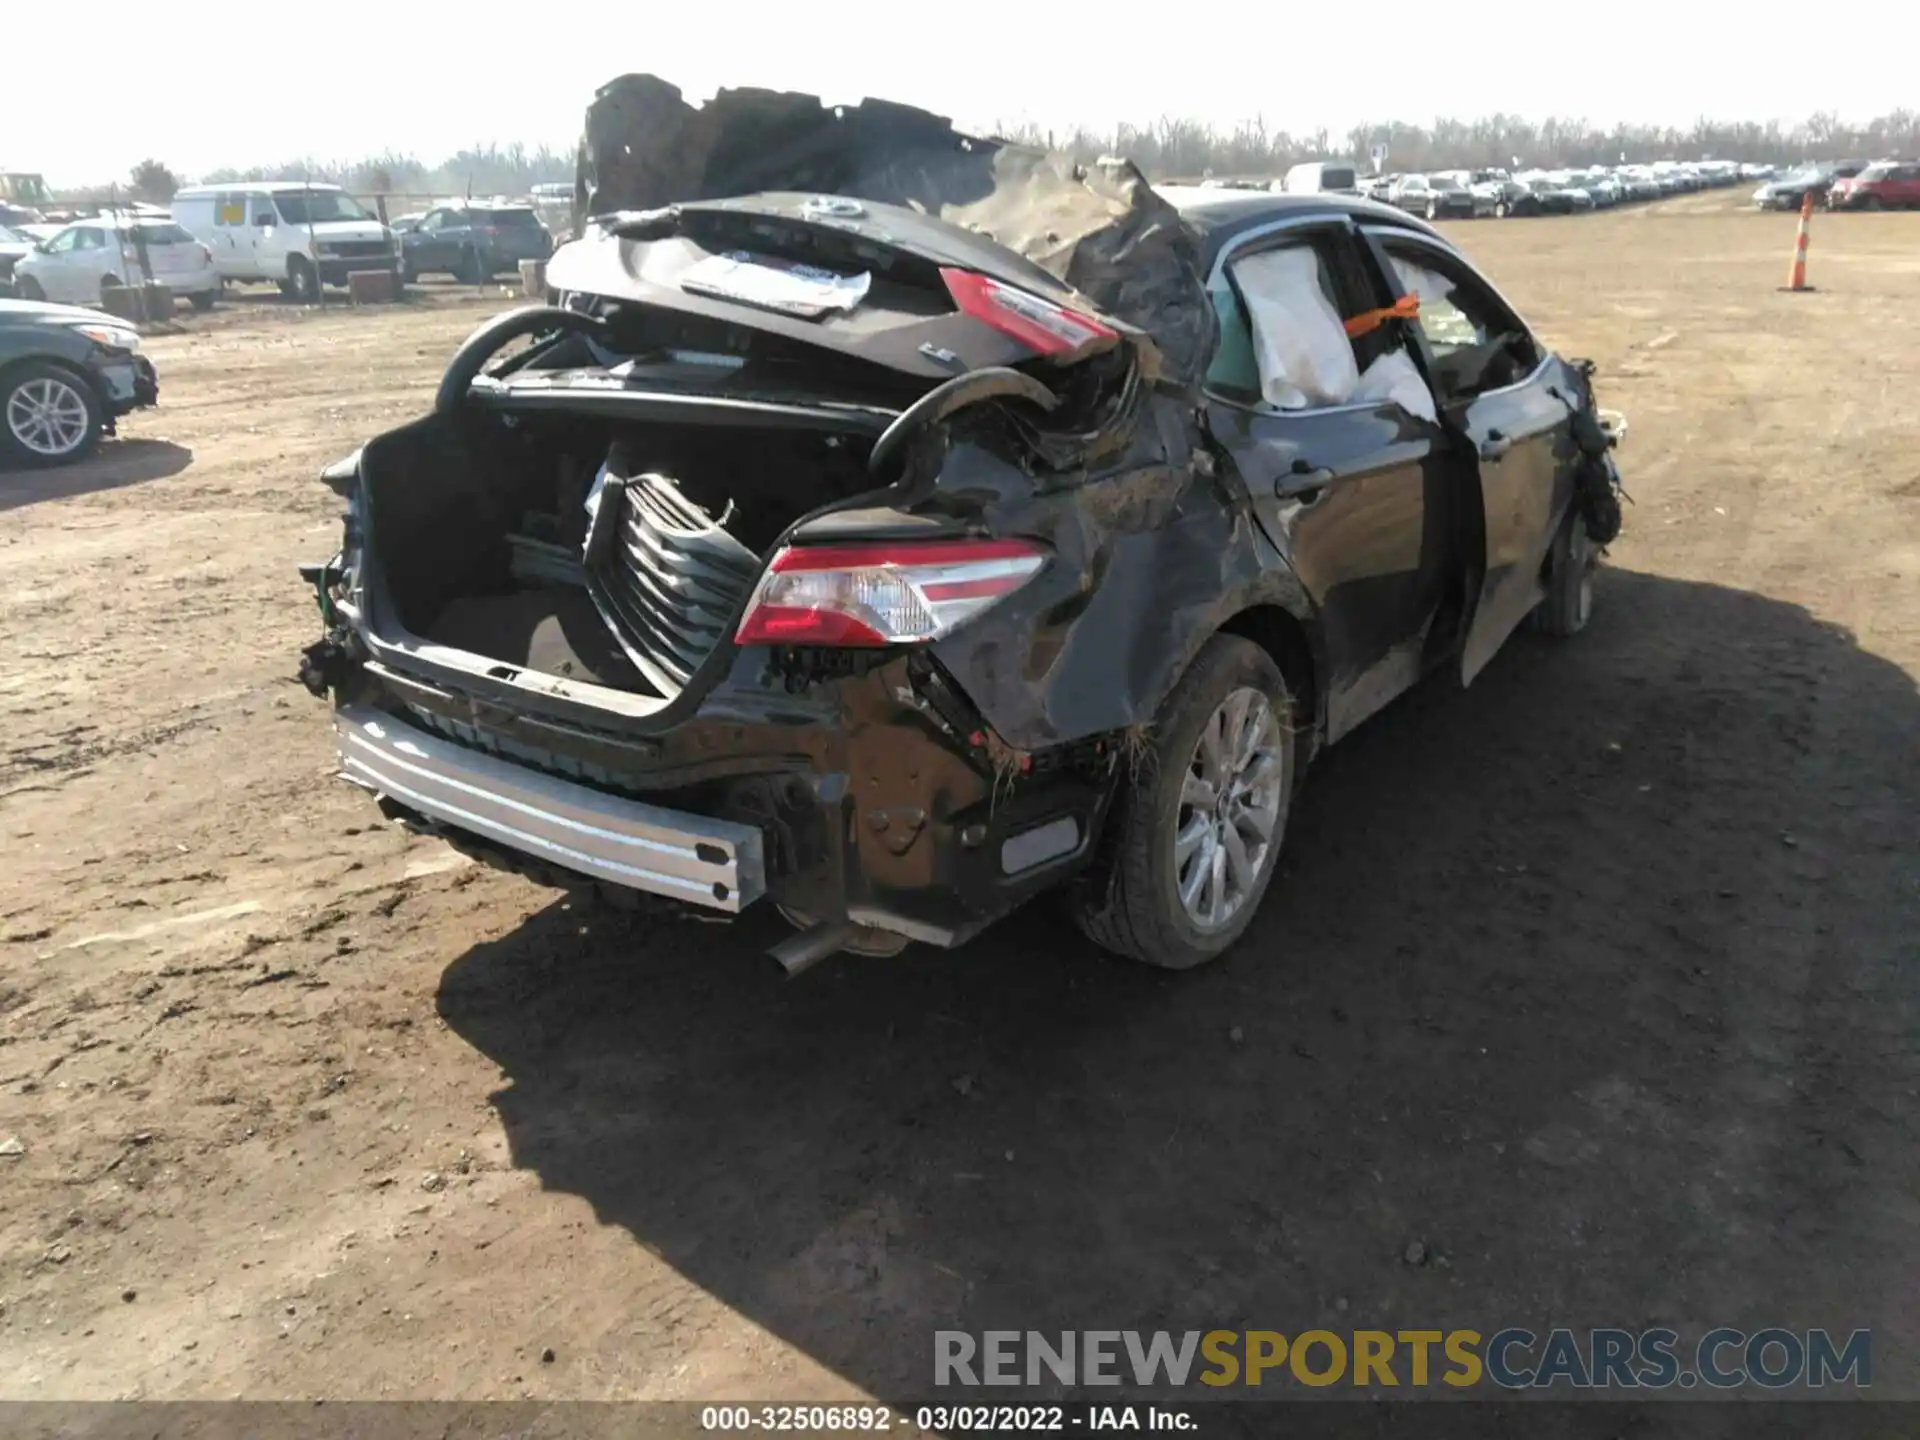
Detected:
left=735, top=539, right=1048, bottom=648
left=939, top=267, right=1117, bottom=360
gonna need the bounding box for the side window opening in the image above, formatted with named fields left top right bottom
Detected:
left=1382, top=245, right=1543, bottom=400
left=1207, top=231, right=1435, bottom=423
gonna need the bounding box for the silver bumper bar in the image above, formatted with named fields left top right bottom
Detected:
left=333, top=705, right=764, bottom=911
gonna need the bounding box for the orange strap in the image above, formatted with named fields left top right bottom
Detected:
left=1344, top=294, right=1420, bottom=338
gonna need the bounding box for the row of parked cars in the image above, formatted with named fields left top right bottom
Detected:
left=1753, top=159, right=1920, bottom=210
left=1254, top=157, right=1911, bottom=220
left=1360, top=162, right=1755, bottom=219
left=0, top=182, right=558, bottom=307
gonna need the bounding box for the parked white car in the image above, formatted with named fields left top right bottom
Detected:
left=12, top=215, right=220, bottom=309
left=172, top=182, right=396, bottom=301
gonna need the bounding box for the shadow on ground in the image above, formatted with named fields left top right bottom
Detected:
left=436, top=567, right=1919, bottom=1402
left=0, top=438, right=192, bottom=511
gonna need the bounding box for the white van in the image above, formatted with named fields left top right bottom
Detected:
left=1281, top=161, right=1360, bottom=196
left=172, top=183, right=396, bottom=301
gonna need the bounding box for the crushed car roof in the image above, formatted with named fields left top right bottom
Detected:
left=574, top=74, right=1213, bottom=386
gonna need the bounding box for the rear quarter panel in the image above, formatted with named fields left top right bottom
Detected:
left=923, top=398, right=1323, bottom=753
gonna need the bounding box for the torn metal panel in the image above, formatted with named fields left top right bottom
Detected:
left=895, top=405, right=1323, bottom=753
left=573, top=74, right=1212, bottom=387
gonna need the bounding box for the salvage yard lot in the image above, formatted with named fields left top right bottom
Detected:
left=2, top=192, right=1916, bottom=1400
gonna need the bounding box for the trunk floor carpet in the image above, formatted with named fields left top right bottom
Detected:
left=423, top=588, right=652, bottom=693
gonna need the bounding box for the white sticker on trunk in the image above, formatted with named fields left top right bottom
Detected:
left=678, top=250, right=871, bottom=320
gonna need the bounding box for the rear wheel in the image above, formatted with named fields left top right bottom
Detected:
left=1070, top=635, right=1295, bottom=969
left=2, top=362, right=104, bottom=469
left=189, top=290, right=216, bottom=312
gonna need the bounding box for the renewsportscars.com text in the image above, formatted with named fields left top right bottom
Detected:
left=935, top=1328, right=1871, bottom=1390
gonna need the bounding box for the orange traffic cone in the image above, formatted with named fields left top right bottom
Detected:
left=1781, top=192, right=1816, bottom=292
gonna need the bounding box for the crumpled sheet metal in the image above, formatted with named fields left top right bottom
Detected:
left=576, top=74, right=1213, bottom=387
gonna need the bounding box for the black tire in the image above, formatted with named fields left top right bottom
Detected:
left=189, top=290, right=216, bottom=312
left=286, top=257, right=319, bottom=303
left=1, top=360, right=105, bottom=470
left=1530, top=513, right=1597, bottom=637
left=1069, top=635, right=1296, bottom=969
left=15, top=275, right=45, bottom=302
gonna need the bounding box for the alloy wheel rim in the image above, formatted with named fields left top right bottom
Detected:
left=7, top=377, right=89, bottom=457
left=1174, top=687, right=1285, bottom=932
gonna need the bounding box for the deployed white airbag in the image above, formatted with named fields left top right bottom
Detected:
left=1233, top=247, right=1358, bottom=410
left=1233, top=246, right=1439, bottom=423
left=1354, top=348, right=1438, bottom=423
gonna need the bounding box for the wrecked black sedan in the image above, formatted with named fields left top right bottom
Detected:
left=299, top=76, right=1623, bottom=973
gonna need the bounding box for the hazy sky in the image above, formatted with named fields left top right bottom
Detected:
left=15, top=0, right=1913, bottom=184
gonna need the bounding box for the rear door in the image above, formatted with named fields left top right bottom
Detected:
left=1368, top=230, right=1575, bottom=683
left=1201, top=217, right=1463, bottom=739
left=137, top=221, right=197, bottom=283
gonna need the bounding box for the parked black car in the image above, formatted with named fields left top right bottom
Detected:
left=1, top=298, right=158, bottom=468
left=1525, top=180, right=1587, bottom=215
left=300, top=76, right=1623, bottom=973
left=1384, top=173, right=1479, bottom=220
left=399, top=203, right=554, bottom=283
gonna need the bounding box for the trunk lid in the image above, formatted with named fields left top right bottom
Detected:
left=566, top=74, right=1212, bottom=388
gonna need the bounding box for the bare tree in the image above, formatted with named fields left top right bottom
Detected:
left=129, top=159, right=179, bottom=204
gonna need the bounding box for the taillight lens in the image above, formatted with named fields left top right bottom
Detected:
left=939, top=267, right=1117, bottom=360
left=735, top=539, right=1048, bottom=648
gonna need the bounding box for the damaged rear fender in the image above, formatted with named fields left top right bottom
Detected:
left=915, top=407, right=1327, bottom=757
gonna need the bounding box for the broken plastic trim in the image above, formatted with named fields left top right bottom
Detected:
left=866, top=366, right=1058, bottom=480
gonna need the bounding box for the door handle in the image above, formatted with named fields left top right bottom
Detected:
left=1480, top=429, right=1513, bottom=461
left=1276, top=464, right=1335, bottom=503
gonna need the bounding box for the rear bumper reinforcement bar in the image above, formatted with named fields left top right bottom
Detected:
left=333, top=704, right=765, bottom=911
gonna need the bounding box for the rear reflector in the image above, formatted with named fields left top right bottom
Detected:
left=735, top=538, right=1048, bottom=648
left=940, top=267, right=1117, bottom=360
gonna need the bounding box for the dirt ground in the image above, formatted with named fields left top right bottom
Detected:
left=2, top=193, right=1916, bottom=1406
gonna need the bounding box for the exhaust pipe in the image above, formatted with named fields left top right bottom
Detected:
left=768, top=919, right=854, bottom=978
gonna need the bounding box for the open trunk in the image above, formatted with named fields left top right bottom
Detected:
left=358, top=402, right=882, bottom=707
